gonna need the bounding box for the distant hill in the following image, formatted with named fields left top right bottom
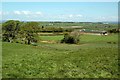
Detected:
left=0, top=20, right=118, bottom=24
left=102, top=21, right=118, bottom=24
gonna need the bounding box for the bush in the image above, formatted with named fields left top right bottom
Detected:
left=108, top=28, right=120, bottom=33
left=61, top=31, right=80, bottom=44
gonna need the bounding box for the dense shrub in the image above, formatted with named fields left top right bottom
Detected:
left=108, top=28, right=120, bottom=33
left=61, top=31, right=80, bottom=44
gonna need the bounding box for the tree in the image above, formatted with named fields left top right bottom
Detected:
left=21, top=22, right=39, bottom=33
left=20, top=22, right=39, bottom=44
left=2, top=20, right=39, bottom=45
left=2, top=20, right=21, bottom=42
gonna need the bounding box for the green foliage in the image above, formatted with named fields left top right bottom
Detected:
left=2, top=20, right=21, bottom=42
left=108, top=28, right=120, bottom=33
left=20, top=22, right=39, bottom=32
left=61, top=31, right=80, bottom=44
left=39, top=27, right=65, bottom=33
left=2, top=20, right=39, bottom=44
left=2, top=20, right=19, bottom=32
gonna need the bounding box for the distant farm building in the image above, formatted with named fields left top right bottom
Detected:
left=80, top=29, right=108, bottom=35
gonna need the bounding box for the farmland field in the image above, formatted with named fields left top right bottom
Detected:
left=2, top=2, right=119, bottom=79
left=38, top=22, right=118, bottom=30
left=2, top=34, right=119, bottom=78
left=40, top=34, right=118, bottom=43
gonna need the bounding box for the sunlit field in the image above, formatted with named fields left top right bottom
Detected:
left=2, top=2, right=119, bottom=79
left=2, top=34, right=119, bottom=78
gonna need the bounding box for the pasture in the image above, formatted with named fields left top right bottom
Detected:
left=38, top=22, right=118, bottom=30
left=2, top=34, right=119, bottom=78
left=39, top=34, right=118, bottom=43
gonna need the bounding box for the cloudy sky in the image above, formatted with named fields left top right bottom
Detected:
left=1, top=2, right=118, bottom=22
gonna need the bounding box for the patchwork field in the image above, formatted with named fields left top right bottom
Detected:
left=2, top=34, right=119, bottom=78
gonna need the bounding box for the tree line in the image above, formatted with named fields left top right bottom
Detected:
left=2, top=20, right=75, bottom=45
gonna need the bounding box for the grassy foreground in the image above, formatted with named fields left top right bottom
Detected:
left=2, top=34, right=119, bottom=78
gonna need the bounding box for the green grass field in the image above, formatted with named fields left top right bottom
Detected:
left=2, top=34, right=119, bottom=78
left=40, top=35, right=64, bottom=41
left=40, top=34, right=118, bottom=43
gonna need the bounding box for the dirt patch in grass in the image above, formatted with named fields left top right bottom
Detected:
left=40, top=40, right=56, bottom=44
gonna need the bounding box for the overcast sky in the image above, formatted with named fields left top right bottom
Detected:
left=1, top=2, right=118, bottom=22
